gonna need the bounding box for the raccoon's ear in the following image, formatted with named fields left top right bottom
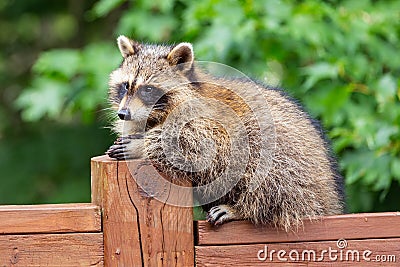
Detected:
left=167, top=43, right=194, bottom=70
left=117, top=35, right=138, bottom=58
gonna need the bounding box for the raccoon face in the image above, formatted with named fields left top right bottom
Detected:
left=108, top=35, right=194, bottom=133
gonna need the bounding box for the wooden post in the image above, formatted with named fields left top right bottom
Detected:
left=91, top=155, right=194, bottom=266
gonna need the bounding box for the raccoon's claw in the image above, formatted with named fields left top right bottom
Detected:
left=106, top=144, right=129, bottom=160
left=206, top=205, right=238, bottom=226
left=106, top=135, right=145, bottom=160
left=114, top=137, right=131, bottom=145
left=106, top=137, right=130, bottom=160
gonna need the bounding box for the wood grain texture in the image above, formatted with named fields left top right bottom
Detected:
left=0, top=233, right=103, bottom=266
left=91, top=155, right=142, bottom=266
left=0, top=203, right=101, bottom=234
left=91, top=155, right=194, bottom=267
left=196, top=238, right=400, bottom=266
left=196, top=212, right=400, bottom=245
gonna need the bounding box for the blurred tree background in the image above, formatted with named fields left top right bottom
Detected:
left=0, top=0, right=399, bottom=213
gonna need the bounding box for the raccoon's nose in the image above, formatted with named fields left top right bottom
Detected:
left=117, top=108, right=131, bottom=120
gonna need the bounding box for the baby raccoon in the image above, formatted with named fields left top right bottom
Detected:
left=106, top=35, right=345, bottom=231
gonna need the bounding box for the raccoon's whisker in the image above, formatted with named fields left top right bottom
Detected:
left=97, top=109, right=118, bottom=123
left=101, top=107, right=115, bottom=112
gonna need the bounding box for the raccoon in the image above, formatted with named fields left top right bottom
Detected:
left=106, top=35, right=345, bottom=231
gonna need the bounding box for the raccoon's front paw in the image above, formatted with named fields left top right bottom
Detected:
left=206, top=205, right=239, bottom=226
left=106, top=134, right=145, bottom=160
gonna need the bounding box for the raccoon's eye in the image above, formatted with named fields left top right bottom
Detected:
left=142, top=86, right=153, bottom=94
left=118, top=82, right=129, bottom=99
left=137, top=85, right=163, bottom=105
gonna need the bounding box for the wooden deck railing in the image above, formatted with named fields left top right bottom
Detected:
left=0, top=203, right=103, bottom=266
left=0, top=155, right=398, bottom=266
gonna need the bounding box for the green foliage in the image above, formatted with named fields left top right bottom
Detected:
left=16, top=43, right=121, bottom=123
left=90, top=0, right=125, bottom=18
left=2, top=0, right=400, bottom=212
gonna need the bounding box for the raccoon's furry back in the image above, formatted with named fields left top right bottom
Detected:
left=144, top=77, right=345, bottom=230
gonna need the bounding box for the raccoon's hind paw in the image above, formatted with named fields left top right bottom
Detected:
left=106, top=134, right=144, bottom=160
left=206, top=205, right=239, bottom=226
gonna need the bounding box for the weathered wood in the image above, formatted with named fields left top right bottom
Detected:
left=196, top=212, right=400, bottom=245
left=0, top=203, right=101, bottom=234
left=0, top=233, right=103, bottom=266
left=91, top=155, right=194, bottom=267
left=196, top=238, right=400, bottom=266
left=91, top=155, right=142, bottom=266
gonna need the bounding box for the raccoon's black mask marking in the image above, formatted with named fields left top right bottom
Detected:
left=118, top=82, right=129, bottom=100
left=137, top=85, right=164, bottom=106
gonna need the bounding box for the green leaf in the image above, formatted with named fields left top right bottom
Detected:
left=141, top=0, right=175, bottom=13
left=391, top=158, right=400, bottom=181
left=15, top=78, right=69, bottom=121
left=117, top=10, right=177, bottom=42
left=80, top=42, right=121, bottom=93
left=301, top=62, right=339, bottom=91
left=374, top=124, right=398, bottom=148
left=90, top=0, right=125, bottom=18
left=33, top=49, right=81, bottom=79
left=375, top=74, right=397, bottom=104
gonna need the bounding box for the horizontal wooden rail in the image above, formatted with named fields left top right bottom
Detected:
left=196, top=238, right=400, bottom=266
left=196, top=213, right=400, bottom=266
left=0, top=203, right=101, bottom=234
left=0, top=233, right=103, bottom=266
left=196, top=212, right=400, bottom=245
left=0, top=203, right=103, bottom=266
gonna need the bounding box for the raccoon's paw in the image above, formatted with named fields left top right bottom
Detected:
left=106, top=134, right=145, bottom=160
left=106, top=137, right=130, bottom=160
left=206, top=205, right=239, bottom=226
